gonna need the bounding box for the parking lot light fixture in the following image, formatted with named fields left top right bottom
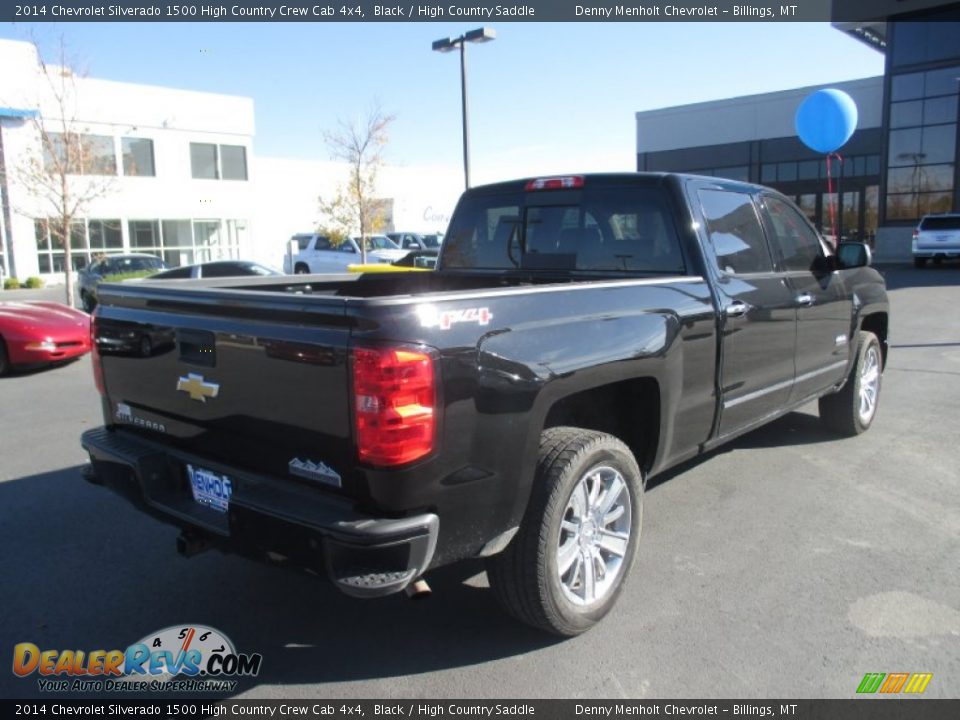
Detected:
left=432, top=27, right=497, bottom=189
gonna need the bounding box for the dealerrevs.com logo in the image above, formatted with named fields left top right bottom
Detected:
left=13, top=625, right=262, bottom=693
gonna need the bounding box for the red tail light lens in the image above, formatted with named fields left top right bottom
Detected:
left=90, top=317, right=106, bottom=396
left=525, top=175, right=584, bottom=191
left=353, top=346, right=435, bottom=467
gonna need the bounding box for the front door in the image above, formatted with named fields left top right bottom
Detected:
left=759, top=194, right=852, bottom=403
left=696, top=188, right=799, bottom=437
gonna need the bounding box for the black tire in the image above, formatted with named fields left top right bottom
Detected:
left=294, top=263, right=309, bottom=274
left=0, top=337, right=9, bottom=376
left=914, top=257, right=927, bottom=268
left=139, top=335, right=153, bottom=358
left=819, top=331, right=882, bottom=436
left=80, top=291, right=96, bottom=313
left=933, top=256, right=943, bottom=266
left=486, top=427, right=643, bottom=637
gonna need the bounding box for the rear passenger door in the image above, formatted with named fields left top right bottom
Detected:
left=697, top=188, right=798, bottom=437
left=759, top=195, right=852, bottom=404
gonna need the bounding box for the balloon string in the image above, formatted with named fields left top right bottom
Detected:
left=826, top=153, right=837, bottom=245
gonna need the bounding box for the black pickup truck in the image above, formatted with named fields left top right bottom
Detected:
left=82, top=173, right=888, bottom=636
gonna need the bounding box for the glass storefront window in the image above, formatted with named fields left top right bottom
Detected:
left=891, top=72, right=924, bottom=102
left=890, top=101, right=923, bottom=128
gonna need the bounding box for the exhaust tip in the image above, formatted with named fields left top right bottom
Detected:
left=176, top=531, right=209, bottom=558
left=405, top=578, right=432, bottom=600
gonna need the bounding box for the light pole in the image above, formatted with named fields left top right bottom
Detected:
left=432, top=27, right=496, bottom=189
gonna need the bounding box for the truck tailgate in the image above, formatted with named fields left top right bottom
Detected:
left=94, top=289, right=356, bottom=496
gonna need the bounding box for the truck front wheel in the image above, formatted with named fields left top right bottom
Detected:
left=486, top=427, right=643, bottom=636
left=818, top=330, right=882, bottom=436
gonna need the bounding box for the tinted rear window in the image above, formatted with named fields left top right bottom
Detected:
left=441, top=186, right=685, bottom=273
left=920, top=216, right=960, bottom=231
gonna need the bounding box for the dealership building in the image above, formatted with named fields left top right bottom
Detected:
left=0, top=38, right=459, bottom=283
left=637, top=1, right=960, bottom=261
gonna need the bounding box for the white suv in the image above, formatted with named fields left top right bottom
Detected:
left=913, top=214, right=960, bottom=268
left=283, top=234, right=406, bottom=274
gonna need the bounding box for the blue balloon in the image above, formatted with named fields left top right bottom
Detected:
left=795, top=89, right=858, bottom=154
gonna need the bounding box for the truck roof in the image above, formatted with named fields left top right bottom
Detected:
left=466, top=172, right=768, bottom=196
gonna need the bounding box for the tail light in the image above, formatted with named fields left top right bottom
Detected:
left=353, top=346, right=436, bottom=467
left=90, top=317, right=106, bottom=396
left=912, top=229, right=919, bottom=239
left=525, top=175, right=584, bottom=191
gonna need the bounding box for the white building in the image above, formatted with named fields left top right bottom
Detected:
left=0, top=39, right=257, bottom=281
left=0, top=38, right=462, bottom=283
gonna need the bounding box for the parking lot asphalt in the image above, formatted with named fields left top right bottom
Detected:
left=1, top=265, right=958, bottom=700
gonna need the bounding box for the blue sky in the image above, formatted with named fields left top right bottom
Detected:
left=2, top=22, right=884, bottom=178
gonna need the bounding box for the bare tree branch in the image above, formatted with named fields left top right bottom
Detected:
left=319, top=103, right=395, bottom=264
left=0, top=37, right=116, bottom=307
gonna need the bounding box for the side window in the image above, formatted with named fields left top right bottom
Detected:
left=295, top=236, right=311, bottom=251
left=314, top=237, right=332, bottom=251
left=161, top=267, right=192, bottom=279
left=340, top=241, right=356, bottom=253
left=761, top=196, right=824, bottom=272
left=698, top=189, right=774, bottom=274
left=202, top=263, right=239, bottom=278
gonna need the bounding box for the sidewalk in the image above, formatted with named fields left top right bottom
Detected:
left=0, top=284, right=71, bottom=304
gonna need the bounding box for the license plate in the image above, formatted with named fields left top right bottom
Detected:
left=187, top=464, right=233, bottom=513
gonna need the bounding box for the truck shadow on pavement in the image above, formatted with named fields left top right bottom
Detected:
left=879, top=265, right=960, bottom=290
left=0, top=465, right=558, bottom=699
left=646, top=411, right=834, bottom=491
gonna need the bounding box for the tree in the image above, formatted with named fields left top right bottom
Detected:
left=318, top=104, right=395, bottom=264
left=4, top=39, right=116, bottom=308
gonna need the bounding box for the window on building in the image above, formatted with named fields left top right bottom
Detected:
left=35, top=218, right=123, bottom=273
left=129, top=220, right=161, bottom=251
left=190, top=143, right=219, bottom=179
left=190, top=142, right=249, bottom=181
left=220, top=145, right=248, bottom=180
left=122, top=138, right=155, bottom=176
left=43, top=133, right=117, bottom=175
left=698, top=189, right=773, bottom=275
left=885, top=63, right=959, bottom=222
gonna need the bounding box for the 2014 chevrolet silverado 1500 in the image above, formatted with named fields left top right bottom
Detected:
left=81, top=174, right=889, bottom=636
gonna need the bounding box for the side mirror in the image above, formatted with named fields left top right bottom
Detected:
left=837, top=242, right=871, bottom=269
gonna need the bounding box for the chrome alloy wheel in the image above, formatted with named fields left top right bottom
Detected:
left=556, top=465, right=632, bottom=606
left=858, top=345, right=881, bottom=425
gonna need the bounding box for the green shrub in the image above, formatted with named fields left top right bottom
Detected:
left=3, top=277, right=20, bottom=290
left=23, top=276, right=44, bottom=289
left=102, top=270, right=159, bottom=283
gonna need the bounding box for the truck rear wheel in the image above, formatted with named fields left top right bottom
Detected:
left=486, top=427, right=643, bottom=636
left=294, top=263, right=309, bottom=274
left=818, top=331, right=882, bottom=436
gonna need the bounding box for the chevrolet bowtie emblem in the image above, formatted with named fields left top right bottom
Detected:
left=176, top=373, right=220, bottom=402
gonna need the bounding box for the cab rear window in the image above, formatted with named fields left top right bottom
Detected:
left=441, top=187, right=685, bottom=274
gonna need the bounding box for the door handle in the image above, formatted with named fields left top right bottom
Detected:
left=724, top=301, right=750, bottom=318
left=795, top=293, right=815, bottom=307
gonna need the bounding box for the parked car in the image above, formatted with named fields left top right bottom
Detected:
left=78, top=254, right=166, bottom=312
left=151, top=260, right=281, bottom=280
left=284, top=234, right=406, bottom=274
left=385, top=232, right=442, bottom=251
left=82, top=173, right=887, bottom=637
left=0, top=301, right=91, bottom=375
left=913, top=213, right=960, bottom=267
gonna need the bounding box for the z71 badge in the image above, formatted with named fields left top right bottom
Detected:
left=417, top=305, right=493, bottom=330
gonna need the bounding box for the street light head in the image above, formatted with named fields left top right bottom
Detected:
left=464, top=27, right=497, bottom=44
left=432, top=37, right=458, bottom=53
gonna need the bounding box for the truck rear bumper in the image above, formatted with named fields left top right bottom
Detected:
left=80, top=427, right=438, bottom=598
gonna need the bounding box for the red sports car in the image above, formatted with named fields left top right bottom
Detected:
left=0, top=301, right=91, bottom=375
